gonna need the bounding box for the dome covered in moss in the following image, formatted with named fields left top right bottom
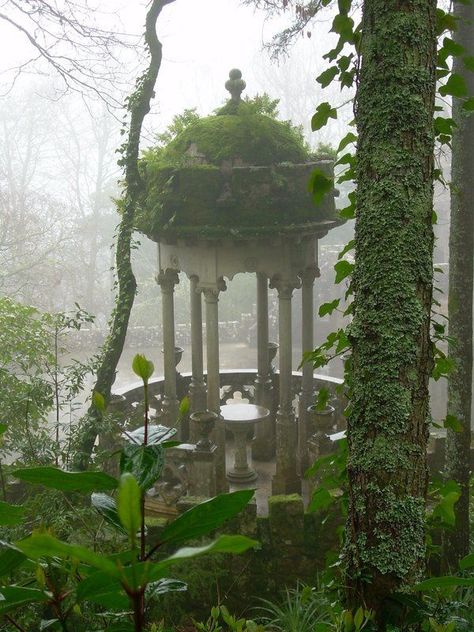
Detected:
left=137, top=69, right=337, bottom=240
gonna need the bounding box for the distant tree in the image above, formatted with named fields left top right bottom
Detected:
left=73, top=0, right=176, bottom=469
left=0, top=0, right=135, bottom=104
left=444, top=0, right=474, bottom=568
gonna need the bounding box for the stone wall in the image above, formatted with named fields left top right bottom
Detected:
left=149, top=493, right=341, bottom=623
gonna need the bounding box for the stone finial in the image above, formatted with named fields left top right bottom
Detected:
left=225, top=68, right=246, bottom=102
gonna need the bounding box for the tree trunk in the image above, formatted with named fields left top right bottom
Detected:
left=73, top=0, right=175, bottom=469
left=444, top=0, right=474, bottom=569
left=345, top=0, right=436, bottom=621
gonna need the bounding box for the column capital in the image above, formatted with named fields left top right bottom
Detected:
left=300, top=264, right=320, bottom=286
left=156, top=269, right=179, bottom=293
left=269, top=275, right=300, bottom=299
left=202, top=278, right=227, bottom=302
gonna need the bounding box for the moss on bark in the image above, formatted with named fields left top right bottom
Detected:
left=345, top=0, right=436, bottom=619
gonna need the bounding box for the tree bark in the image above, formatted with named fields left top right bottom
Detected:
left=345, top=0, right=436, bottom=621
left=444, top=0, right=474, bottom=569
left=73, top=0, right=175, bottom=469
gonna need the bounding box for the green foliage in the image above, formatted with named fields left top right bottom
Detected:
left=0, top=297, right=95, bottom=465
left=0, top=354, right=256, bottom=631
left=195, top=604, right=264, bottom=631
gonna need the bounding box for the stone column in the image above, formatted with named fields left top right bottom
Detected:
left=271, top=276, right=301, bottom=494
left=157, top=269, right=179, bottom=430
left=298, top=264, right=320, bottom=473
left=189, top=276, right=206, bottom=423
left=253, top=273, right=275, bottom=460
left=203, top=279, right=227, bottom=492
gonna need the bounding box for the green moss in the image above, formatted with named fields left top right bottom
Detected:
left=153, top=112, right=308, bottom=168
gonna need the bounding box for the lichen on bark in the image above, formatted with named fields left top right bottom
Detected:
left=344, top=0, right=437, bottom=618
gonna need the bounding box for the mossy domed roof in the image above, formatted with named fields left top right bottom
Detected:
left=156, top=105, right=308, bottom=167
left=137, top=69, right=337, bottom=240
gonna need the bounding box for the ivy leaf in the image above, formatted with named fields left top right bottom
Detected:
left=331, top=14, right=354, bottom=43
left=307, top=488, right=334, bottom=513
left=462, top=97, right=474, bottom=111
left=436, top=8, right=457, bottom=35
left=317, top=66, right=339, bottom=88
left=338, top=239, right=355, bottom=260
left=337, top=132, right=357, bottom=153
left=311, top=102, right=337, bottom=132
left=441, top=37, right=464, bottom=58
left=444, top=414, right=462, bottom=432
left=463, top=55, right=474, bottom=71
left=319, top=299, right=340, bottom=317
left=439, top=74, right=468, bottom=98
left=334, top=260, right=354, bottom=284
left=434, top=117, right=456, bottom=136
left=308, top=169, right=334, bottom=205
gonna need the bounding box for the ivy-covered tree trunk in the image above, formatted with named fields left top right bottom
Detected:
left=444, top=0, right=474, bottom=568
left=73, top=0, right=175, bottom=469
left=345, top=0, right=436, bottom=620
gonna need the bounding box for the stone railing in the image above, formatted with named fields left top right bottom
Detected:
left=108, top=369, right=346, bottom=515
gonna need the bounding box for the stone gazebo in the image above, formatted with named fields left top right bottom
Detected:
left=136, top=70, right=339, bottom=497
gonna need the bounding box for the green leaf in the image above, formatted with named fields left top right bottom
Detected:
left=439, top=74, right=468, bottom=98
left=12, top=467, right=117, bottom=493
left=0, top=586, right=49, bottom=615
left=15, top=533, right=119, bottom=576
left=441, top=37, right=464, bottom=58
left=315, top=388, right=330, bottom=411
left=434, top=117, right=456, bottom=136
left=308, top=168, right=334, bottom=205
left=354, top=607, right=364, bottom=630
left=436, top=8, right=458, bottom=35
left=0, top=423, right=7, bottom=436
left=91, top=493, right=127, bottom=535
left=179, top=396, right=190, bottom=416
left=338, top=239, right=355, bottom=260
left=311, top=102, right=337, bottom=132
left=120, top=443, right=165, bottom=490
left=92, top=390, right=105, bottom=413
left=431, top=480, right=461, bottom=526
left=132, top=354, right=154, bottom=384
left=416, top=576, right=474, bottom=591
left=331, top=13, right=354, bottom=43
left=154, top=535, right=259, bottom=573
left=463, top=55, right=474, bottom=71
left=443, top=414, right=462, bottom=432
left=337, top=132, right=357, bottom=153
left=459, top=552, right=474, bottom=570
left=146, top=578, right=187, bottom=599
left=0, top=547, right=27, bottom=576
left=160, top=490, right=254, bottom=546
left=117, top=473, right=141, bottom=541
left=316, top=66, right=339, bottom=88
left=334, top=260, right=354, bottom=284
left=462, top=97, right=474, bottom=111
left=76, top=572, right=130, bottom=610
left=308, top=488, right=334, bottom=513
left=319, top=299, right=340, bottom=318
left=0, top=501, right=24, bottom=526
left=123, top=424, right=176, bottom=446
